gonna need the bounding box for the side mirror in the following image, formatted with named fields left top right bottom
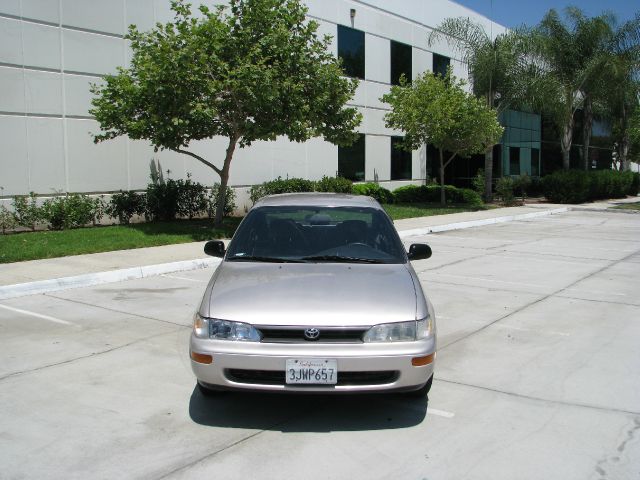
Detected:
left=408, top=243, right=432, bottom=261
left=204, top=240, right=225, bottom=258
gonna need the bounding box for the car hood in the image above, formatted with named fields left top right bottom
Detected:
left=200, top=261, right=418, bottom=326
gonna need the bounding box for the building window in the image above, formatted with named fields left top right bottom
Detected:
left=432, top=53, right=450, bottom=78
left=509, top=147, right=520, bottom=175
left=338, top=134, right=365, bottom=181
left=531, top=148, right=540, bottom=176
left=391, top=137, right=412, bottom=180
left=390, top=40, right=412, bottom=85
left=338, top=25, right=365, bottom=79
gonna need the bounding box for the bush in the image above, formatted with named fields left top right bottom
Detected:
left=41, top=193, right=98, bottom=230
left=0, top=205, right=17, bottom=234
left=391, top=184, right=482, bottom=206
left=496, top=177, right=517, bottom=205
left=208, top=183, right=236, bottom=218
left=178, top=175, right=208, bottom=219
left=315, top=176, right=353, bottom=193
left=513, top=174, right=532, bottom=202
left=472, top=168, right=485, bottom=196
left=107, top=191, right=146, bottom=224
left=629, top=172, right=640, bottom=196
left=542, top=169, right=635, bottom=204
left=351, top=183, right=394, bottom=203
left=542, top=170, right=591, bottom=203
left=250, top=176, right=315, bottom=203
left=12, top=192, right=43, bottom=231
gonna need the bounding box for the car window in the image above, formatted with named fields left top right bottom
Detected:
left=226, top=206, right=406, bottom=263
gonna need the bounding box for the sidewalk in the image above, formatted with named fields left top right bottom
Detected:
left=0, top=198, right=634, bottom=299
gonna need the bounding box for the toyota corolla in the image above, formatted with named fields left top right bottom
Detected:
left=190, top=193, right=436, bottom=397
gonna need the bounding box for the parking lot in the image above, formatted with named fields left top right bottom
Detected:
left=1, top=209, right=639, bottom=480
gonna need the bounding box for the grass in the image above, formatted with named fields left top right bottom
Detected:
left=0, top=218, right=242, bottom=264
left=0, top=202, right=487, bottom=263
left=383, top=202, right=488, bottom=220
left=612, top=202, right=640, bottom=211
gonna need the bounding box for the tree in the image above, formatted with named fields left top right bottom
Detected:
left=524, top=8, right=613, bottom=171
left=428, top=18, right=524, bottom=201
left=381, top=72, right=503, bottom=205
left=90, top=0, right=361, bottom=225
left=602, top=13, right=640, bottom=170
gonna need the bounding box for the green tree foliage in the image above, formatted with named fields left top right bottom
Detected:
left=90, top=0, right=361, bottom=225
left=381, top=72, right=503, bottom=205
left=428, top=18, right=525, bottom=201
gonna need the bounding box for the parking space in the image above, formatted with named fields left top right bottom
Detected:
left=0, top=210, right=639, bottom=479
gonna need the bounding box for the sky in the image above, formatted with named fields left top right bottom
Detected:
left=452, top=0, right=639, bottom=29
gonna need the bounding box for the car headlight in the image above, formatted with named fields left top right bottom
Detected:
left=363, top=316, right=433, bottom=343
left=193, top=313, right=261, bottom=342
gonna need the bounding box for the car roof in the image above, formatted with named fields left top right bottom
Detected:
left=253, top=192, right=382, bottom=210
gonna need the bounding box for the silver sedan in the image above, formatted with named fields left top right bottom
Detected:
left=190, top=193, right=436, bottom=397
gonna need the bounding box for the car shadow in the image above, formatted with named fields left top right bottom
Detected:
left=188, top=387, right=428, bottom=432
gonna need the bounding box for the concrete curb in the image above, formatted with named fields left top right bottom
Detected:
left=397, top=207, right=569, bottom=238
left=0, top=257, right=221, bottom=301
left=0, top=207, right=569, bottom=300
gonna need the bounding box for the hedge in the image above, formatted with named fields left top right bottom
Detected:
left=392, top=184, right=482, bottom=206
left=542, top=170, right=638, bottom=204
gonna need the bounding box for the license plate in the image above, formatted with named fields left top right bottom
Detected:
left=286, top=359, right=337, bottom=384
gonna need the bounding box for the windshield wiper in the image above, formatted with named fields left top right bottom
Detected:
left=226, top=255, right=306, bottom=263
left=301, top=255, right=384, bottom=264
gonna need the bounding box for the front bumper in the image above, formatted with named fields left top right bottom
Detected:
left=190, top=334, right=436, bottom=393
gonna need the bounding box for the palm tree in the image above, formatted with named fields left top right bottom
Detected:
left=603, top=13, right=640, bottom=171
left=428, top=18, right=524, bottom=201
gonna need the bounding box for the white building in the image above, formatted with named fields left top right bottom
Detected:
left=0, top=0, right=506, bottom=208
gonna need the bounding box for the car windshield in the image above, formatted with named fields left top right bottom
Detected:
left=226, top=205, right=406, bottom=264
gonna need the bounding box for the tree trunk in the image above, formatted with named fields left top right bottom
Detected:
left=484, top=148, right=493, bottom=203
left=619, top=103, right=630, bottom=172
left=439, top=148, right=445, bottom=206
left=582, top=97, right=593, bottom=171
left=561, top=116, right=574, bottom=170
left=214, top=136, right=238, bottom=227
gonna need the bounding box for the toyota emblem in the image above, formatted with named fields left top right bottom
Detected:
left=303, top=328, right=320, bottom=341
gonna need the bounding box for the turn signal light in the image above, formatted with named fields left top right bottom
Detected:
left=190, top=351, right=213, bottom=364
left=411, top=353, right=435, bottom=366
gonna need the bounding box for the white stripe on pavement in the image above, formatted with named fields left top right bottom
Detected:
left=0, top=303, right=74, bottom=325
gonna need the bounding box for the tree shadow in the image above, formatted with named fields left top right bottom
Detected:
left=188, top=387, right=428, bottom=432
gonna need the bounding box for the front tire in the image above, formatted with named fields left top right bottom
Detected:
left=408, top=375, right=433, bottom=398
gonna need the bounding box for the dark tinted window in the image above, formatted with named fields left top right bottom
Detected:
left=531, top=148, right=540, bottom=176
left=338, top=25, right=365, bottom=79
left=226, top=206, right=406, bottom=263
left=338, top=134, right=365, bottom=182
left=390, top=40, right=412, bottom=85
left=433, top=53, right=450, bottom=78
left=509, top=147, right=520, bottom=175
left=391, top=137, right=412, bottom=180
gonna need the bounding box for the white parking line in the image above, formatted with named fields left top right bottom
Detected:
left=427, top=408, right=455, bottom=418
left=161, top=274, right=207, bottom=283
left=0, top=303, right=74, bottom=325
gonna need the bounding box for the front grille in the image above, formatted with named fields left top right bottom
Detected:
left=225, top=369, right=399, bottom=386
left=256, top=326, right=369, bottom=343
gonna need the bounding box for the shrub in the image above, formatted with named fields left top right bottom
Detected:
left=41, top=193, right=97, bottom=230
left=542, top=170, right=591, bottom=203
left=513, top=174, right=532, bottom=202
left=315, top=176, right=353, bottom=193
left=496, top=177, right=518, bottom=205
left=0, top=205, right=17, bottom=234
left=145, top=179, right=182, bottom=221
left=12, top=192, right=42, bottom=231
left=472, top=168, right=485, bottom=196
left=629, top=172, right=640, bottom=196
left=249, top=176, right=315, bottom=203
left=207, top=183, right=237, bottom=218
left=107, top=190, right=146, bottom=224
left=178, top=175, right=208, bottom=219
left=352, top=183, right=394, bottom=203
left=391, top=184, right=482, bottom=206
